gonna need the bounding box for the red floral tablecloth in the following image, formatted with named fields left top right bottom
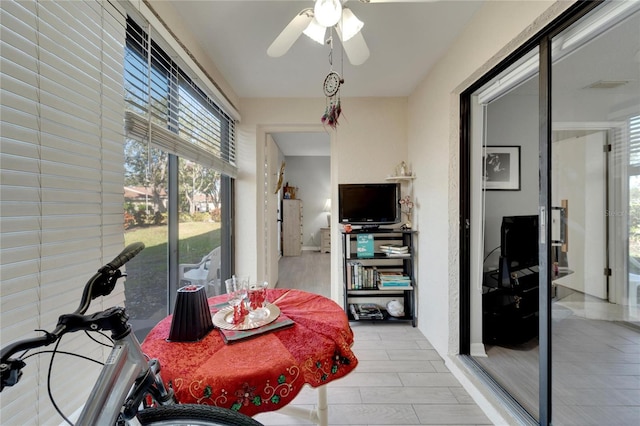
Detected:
left=141, top=289, right=358, bottom=417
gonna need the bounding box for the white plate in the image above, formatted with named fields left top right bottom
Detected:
left=212, top=303, right=280, bottom=331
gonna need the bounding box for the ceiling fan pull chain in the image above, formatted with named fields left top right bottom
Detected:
left=327, top=34, right=334, bottom=71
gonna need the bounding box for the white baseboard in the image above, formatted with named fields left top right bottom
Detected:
left=471, top=342, right=488, bottom=357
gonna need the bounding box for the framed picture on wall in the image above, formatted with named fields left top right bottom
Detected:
left=483, top=146, right=521, bottom=190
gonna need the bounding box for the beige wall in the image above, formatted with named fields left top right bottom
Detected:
left=237, top=97, right=408, bottom=300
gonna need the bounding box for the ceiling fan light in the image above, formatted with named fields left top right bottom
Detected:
left=303, top=18, right=327, bottom=45
left=314, top=0, right=342, bottom=27
left=338, top=8, right=364, bottom=42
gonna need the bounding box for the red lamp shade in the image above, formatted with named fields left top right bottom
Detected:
left=168, top=285, right=213, bottom=342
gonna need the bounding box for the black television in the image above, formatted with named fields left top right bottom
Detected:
left=338, top=183, right=401, bottom=227
left=499, top=215, right=539, bottom=286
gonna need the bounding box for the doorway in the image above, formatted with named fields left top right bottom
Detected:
left=268, top=131, right=331, bottom=296
left=551, top=128, right=608, bottom=301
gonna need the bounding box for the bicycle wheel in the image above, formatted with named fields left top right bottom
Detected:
left=137, top=404, right=263, bottom=426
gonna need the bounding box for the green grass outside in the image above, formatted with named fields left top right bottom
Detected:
left=123, top=222, right=222, bottom=319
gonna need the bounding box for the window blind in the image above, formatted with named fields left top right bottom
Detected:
left=123, top=17, right=237, bottom=178
left=630, top=115, right=640, bottom=171
left=0, top=0, right=126, bottom=423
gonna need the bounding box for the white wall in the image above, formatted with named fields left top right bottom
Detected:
left=483, top=93, right=540, bottom=270
left=284, top=156, right=331, bottom=250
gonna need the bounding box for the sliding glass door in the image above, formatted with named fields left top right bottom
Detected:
left=549, top=4, right=640, bottom=424
left=463, top=2, right=640, bottom=424
left=468, top=48, right=541, bottom=420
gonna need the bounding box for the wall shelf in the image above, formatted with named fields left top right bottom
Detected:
left=385, top=175, right=415, bottom=181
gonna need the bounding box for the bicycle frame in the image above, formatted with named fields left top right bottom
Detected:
left=2, top=242, right=265, bottom=426
left=76, top=332, right=147, bottom=425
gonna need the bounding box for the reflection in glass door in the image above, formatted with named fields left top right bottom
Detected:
left=629, top=118, right=640, bottom=318
left=550, top=4, right=640, bottom=425
left=469, top=48, right=541, bottom=421
left=464, top=2, right=640, bottom=424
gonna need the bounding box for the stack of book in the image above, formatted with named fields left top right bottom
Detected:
left=380, top=244, right=410, bottom=257
left=378, top=272, right=413, bottom=289
left=346, top=262, right=379, bottom=289
left=349, top=303, right=384, bottom=320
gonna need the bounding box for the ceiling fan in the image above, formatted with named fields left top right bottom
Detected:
left=267, top=0, right=438, bottom=66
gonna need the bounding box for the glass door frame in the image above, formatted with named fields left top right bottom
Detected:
left=459, top=1, right=603, bottom=424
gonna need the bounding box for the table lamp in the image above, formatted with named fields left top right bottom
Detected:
left=168, top=284, right=213, bottom=342
left=323, top=198, right=331, bottom=227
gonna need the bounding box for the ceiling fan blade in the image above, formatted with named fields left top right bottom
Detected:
left=360, top=0, right=440, bottom=3
left=267, top=9, right=314, bottom=58
left=337, top=29, right=370, bottom=66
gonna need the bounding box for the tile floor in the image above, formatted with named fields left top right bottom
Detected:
left=254, top=322, right=492, bottom=426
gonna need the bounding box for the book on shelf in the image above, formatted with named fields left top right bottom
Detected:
left=378, top=284, right=413, bottom=290
left=379, top=274, right=412, bottom=288
left=379, top=273, right=411, bottom=280
left=379, top=281, right=412, bottom=287
left=380, top=244, right=410, bottom=257
left=349, top=303, right=384, bottom=320
left=347, top=261, right=378, bottom=290
left=356, top=234, right=375, bottom=258
left=384, top=252, right=411, bottom=258
left=379, top=244, right=408, bottom=253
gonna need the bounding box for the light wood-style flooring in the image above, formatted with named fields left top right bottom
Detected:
left=261, top=251, right=492, bottom=425
left=276, top=250, right=332, bottom=298
left=475, top=292, right=640, bottom=426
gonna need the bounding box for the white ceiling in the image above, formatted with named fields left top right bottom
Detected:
left=165, top=0, right=484, bottom=155
left=166, top=0, right=484, bottom=99
left=163, top=1, right=640, bottom=155
left=271, top=132, right=331, bottom=156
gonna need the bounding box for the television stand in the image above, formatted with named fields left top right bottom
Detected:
left=361, top=224, right=381, bottom=230
left=482, top=267, right=539, bottom=345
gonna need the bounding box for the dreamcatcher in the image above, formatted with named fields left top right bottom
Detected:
left=321, top=36, right=343, bottom=129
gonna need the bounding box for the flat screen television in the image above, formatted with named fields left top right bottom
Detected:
left=338, top=183, right=401, bottom=227
left=499, top=214, right=539, bottom=286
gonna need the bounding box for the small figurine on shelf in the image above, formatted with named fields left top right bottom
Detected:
left=399, top=195, right=414, bottom=229
left=395, top=161, right=412, bottom=177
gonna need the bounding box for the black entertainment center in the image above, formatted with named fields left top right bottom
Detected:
left=483, top=215, right=540, bottom=345
left=338, top=183, right=417, bottom=326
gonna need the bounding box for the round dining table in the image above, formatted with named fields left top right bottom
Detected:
left=141, top=288, right=358, bottom=424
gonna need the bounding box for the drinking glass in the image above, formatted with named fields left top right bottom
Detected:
left=225, top=275, right=248, bottom=324
left=247, top=281, right=269, bottom=321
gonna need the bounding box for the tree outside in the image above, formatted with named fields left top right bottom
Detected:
left=123, top=139, right=223, bottom=338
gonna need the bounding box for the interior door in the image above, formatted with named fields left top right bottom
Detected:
left=266, top=135, right=281, bottom=286
left=551, top=130, right=608, bottom=299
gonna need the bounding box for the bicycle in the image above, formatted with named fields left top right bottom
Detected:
left=0, top=242, right=262, bottom=426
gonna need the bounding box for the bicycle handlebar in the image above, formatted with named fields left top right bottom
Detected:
left=101, top=242, right=145, bottom=273
left=0, top=242, right=145, bottom=389
left=76, top=242, right=146, bottom=315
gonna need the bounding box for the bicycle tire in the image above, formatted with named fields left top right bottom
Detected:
left=136, top=404, right=263, bottom=426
